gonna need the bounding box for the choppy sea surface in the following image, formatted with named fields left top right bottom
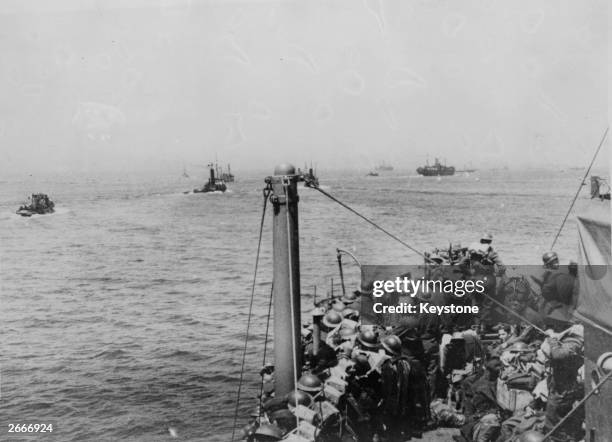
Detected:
left=1, top=167, right=609, bottom=441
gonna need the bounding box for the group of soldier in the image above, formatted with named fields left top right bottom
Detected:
left=247, top=234, right=585, bottom=442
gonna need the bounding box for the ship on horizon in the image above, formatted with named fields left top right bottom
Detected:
left=416, top=157, right=455, bottom=176
left=375, top=162, right=394, bottom=171
left=219, top=163, right=235, bottom=182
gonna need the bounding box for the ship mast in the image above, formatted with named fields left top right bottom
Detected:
left=267, top=164, right=302, bottom=397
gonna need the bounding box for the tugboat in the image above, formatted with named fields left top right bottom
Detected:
left=193, top=163, right=227, bottom=193
left=16, top=193, right=55, bottom=217
left=416, top=157, right=455, bottom=176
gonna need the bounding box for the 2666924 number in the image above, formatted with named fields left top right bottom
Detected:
left=8, top=423, right=53, bottom=433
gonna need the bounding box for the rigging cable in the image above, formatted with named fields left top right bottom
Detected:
left=550, top=126, right=609, bottom=250
left=306, top=183, right=434, bottom=262
left=230, top=186, right=271, bottom=442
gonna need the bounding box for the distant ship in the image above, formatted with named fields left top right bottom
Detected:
left=590, top=176, right=611, bottom=200
left=219, top=164, right=234, bottom=182
left=192, top=163, right=227, bottom=193
left=16, top=193, right=55, bottom=217
left=416, top=157, right=455, bottom=176
left=366, top=171, right=379, bottom=177
left=297, top=165, right=319, bottom=187
left=375, top=162, right=394, bottom=171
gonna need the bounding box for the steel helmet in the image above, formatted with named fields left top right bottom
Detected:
left=286, top=390, right=313, bottom=409
left=253, top=423, right=284, bottom=440
left=352, top=353, right=371, bottom=375
left=341, top=290, right=359, bottom=304
left=339, top=327, right=358, bottom=340
left=331, top=301, right=346, bottom=312
left=517, top=430, right=546, bottom=442
left=381, top=334, right=402, bottom=356
left=297, top=373, right=323, bottom=393
left=481, top=233, right=493, bottom=243
left=341, top=308, right=359, bottom=320
left=542, top=251, right=559, bottom=266
left=357, top=330, right=379, bottom=349
left=322, top=310, right=342, bottom=329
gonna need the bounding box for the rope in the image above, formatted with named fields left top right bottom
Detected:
left=283, top=180, right=301, bottom=431
left=257, top=283, right=274, bottom=418
left=308, top=185, right=434, bottom=262
left=337, top=251, right=346, bottom=296
left=542, top=370, right=612, bottom=441
left=230, top=187, right=270, bottom=442
left=551, top=126, right=609, bottom=250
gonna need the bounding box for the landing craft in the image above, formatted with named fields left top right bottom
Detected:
left=16, top=193, right=55, bottom=216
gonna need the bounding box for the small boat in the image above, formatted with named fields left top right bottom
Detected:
left=366, top=171, right=379, bottom=177
left=16, top=193, right=55, bottom=217
left=192, top=164, right=227, bottom=193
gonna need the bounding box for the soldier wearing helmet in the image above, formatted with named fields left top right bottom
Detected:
left=304, top=310, right=340, bottom=374
left=355, top=329, right=379, bottom=352
left=541, top=323, right=584, bottom=442
left=379, top=335, right=415, bottom=441
left=380, top=334, right=402, bottom=356
left=461, top=357, right=504, bottom=442
left=538, top=252, right=577, bottom=318
left=479, top=233, right=506, bottom=276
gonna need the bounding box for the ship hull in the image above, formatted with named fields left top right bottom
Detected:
left=416, top=167, right=455, bottom=176
left=16, top=208, right=55, bottom=217
left=193, top=183, right=227, bottom=193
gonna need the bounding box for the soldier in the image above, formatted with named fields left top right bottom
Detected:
left=540, top=314, right=584, bottom=442
left=379, top=334, right=413, bottom=440
left=479, top=233, right=506, bottom=276
left=392, top=331, right=432, bottom=436
left=458, top=236, right=504, bottom=330
left=537, top=252, right=576, bottom=318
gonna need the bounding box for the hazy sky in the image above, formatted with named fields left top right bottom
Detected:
left=0, top=0, right=608, bottom=176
